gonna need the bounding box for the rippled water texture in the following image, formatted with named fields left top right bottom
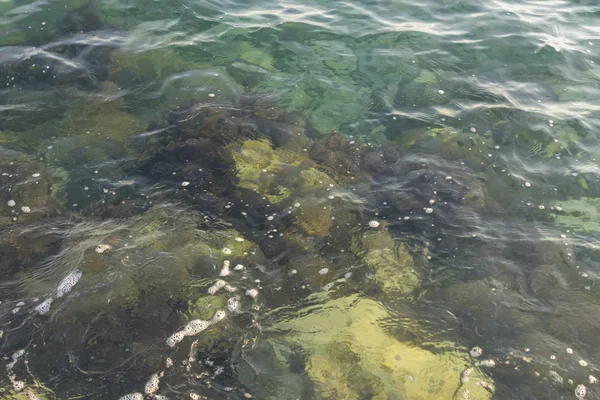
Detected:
left=1, top=0, right=600, bottom=399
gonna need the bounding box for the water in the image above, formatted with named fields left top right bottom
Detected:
left=1, top=0, right=600, bottom=398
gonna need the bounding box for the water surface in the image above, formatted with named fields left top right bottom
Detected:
left=1, top=0, right=600, bottom=399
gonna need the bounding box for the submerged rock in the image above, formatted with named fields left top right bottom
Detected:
left=266, top=294, right=493, bottom=399
left=351, top=231, right=421, bottom=296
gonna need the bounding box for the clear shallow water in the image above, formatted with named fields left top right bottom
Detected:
left=1, top=0, right=600, bottom=399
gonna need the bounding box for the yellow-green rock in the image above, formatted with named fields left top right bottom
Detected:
left=268, top=294, right=493, bottom=400
left=351, top=231, right=421, bottom=296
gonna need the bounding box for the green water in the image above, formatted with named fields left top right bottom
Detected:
left=1, top=0, right=600, bottom=399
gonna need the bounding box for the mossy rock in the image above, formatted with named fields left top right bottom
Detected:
left=239, top=42, right=276, bottom=72
left=268, top=294, right=493, bottom=400
left=307, top=75, right=370, bottom=136
left=351, top=231, right=421, bottom=296
left=553, top=197, right=600, bottom=232
left=310, top=40, right=357, bottom=74
left=293, top=195, right=333, bottom=236
left=227, top=138, right=336, bottom=204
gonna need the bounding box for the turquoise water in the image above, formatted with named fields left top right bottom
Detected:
left=1, top=0, right=600, bottom=398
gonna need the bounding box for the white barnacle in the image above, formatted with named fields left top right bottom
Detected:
left=118, top=393, right=144, bottom=400
left=7, top=200, right=16, bottom=207
left=575, top=384, right=587, bottom=400
left=470, top=346, right=483, bottom=358
left=246, top=289, right=259, bottom=299
left=166, top=331, right=186, bottom=347
left=589, top=375, right=597, bottom=384
left=56, top=270, right=82, bottom=298
left=318, top=268, right=329, bottom=275
left=211, top=310, right=226, bottom=323
left=234, top=264, right=244, bottom=271
left=224, top=284, right=237, bottom=292
left=166, top=358, right=173, bottom=369
left=12, top=379, right=25, bottom=392
left=208, top=279, right=227, bottom=295
left=34, top=298, right=53, bottom=315
left=184, top=319, right=210, bottom=336
left=21, top=206, right=31, bottom=213
left=95, top=244, right=111, bottom=254
left=190, top=394, right=199, bottom=400
left=220, top=260, right=231, bottom=277
left=425, top=207, right=433, bottom=214
left=227, top=296, right=241, bottom=313
left=476, top=359, right=496, bottom=368
left=181, top=181, right=190, bottom=187
left=144, top=373, right=161, bottom=395
left=222, top=247, right=232, bottom=255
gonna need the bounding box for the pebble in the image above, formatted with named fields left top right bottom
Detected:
left=425, top=208, right=433, bottom=214
left=56, top=270, right=82, bottom=298
left=246, top=289, right=259, bottom=298
left=525, top=182, right=531, bottom=187
left=21, top=206, right=31, bottom=213
left=34, top=298, right=53, bottom=315
left=590, top=375, right=597, bottom=384
left=438, top=89, right=445, bottom=95
left=470, top=127, right=477, bottom=133
left=368, top=220, right=380, bottom=228
left=235, top=237, right=244, bottom=242
left=470, top=346, right=483, bottom=358
left=7, top=200, right=16, bottom=207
